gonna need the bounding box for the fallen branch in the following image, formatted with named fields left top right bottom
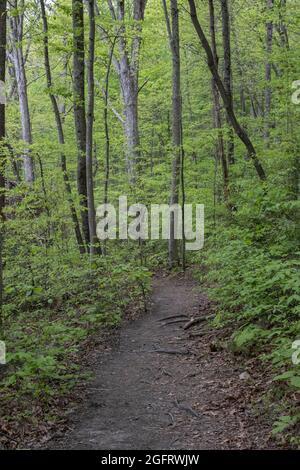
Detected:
left=162, top=318, right=188, bottom=327
left=157, top=313, right=188, bottom=322
left=183, top=314, right=214, bottom=330
left=153, top=348, right=190, bottom=356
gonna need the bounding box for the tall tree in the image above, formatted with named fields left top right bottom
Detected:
left=106, top=0, right=147, bottom=182
left=9, top=0, right=34, bottom=183
left=162, top=0, right=182, bottom=268
left=264, top=0, right=274, bottom=140
left=0, top=0, right=6, bottom=332
left=86, top=0, right=100, bottom=255
left=220, top=0, right=234, bottom=164
left=208, top=0, right=228, bottom=200
left=72, top=0, right=89, bottom=246
left=39, top=0, right=85, bottom=254
left=188, top=0, right=266, bottom=181
left=103, top=39, right=117, bottom=208
left=102, top=38, right=117, bottom=256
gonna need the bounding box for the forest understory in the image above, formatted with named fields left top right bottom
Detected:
left=45, top=272, right=295, bottom=450
left=0, top=271, right=296, bottom=449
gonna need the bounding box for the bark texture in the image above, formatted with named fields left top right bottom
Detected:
left=72, top=0, right=89, bottom=245
left=40, top=0, right=85, bottom=254
left=264, top=0, right=274, bottom=140
left=9, top=0, right=34, bottom=183
left=209, top=0, right=228, bottom=200
left=162, top=0, right=182, bottom=267
left=220, top=0, right=234, bottom=164
left=86, top=0, right=100, bottom=255
left=107, top=0, right=147, bottom=182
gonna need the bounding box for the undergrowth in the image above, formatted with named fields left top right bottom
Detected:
left=0, top=245, right=151, bottom=448
left=194, top=174, right=300, bottom=446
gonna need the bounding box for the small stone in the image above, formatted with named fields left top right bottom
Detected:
left=239, top=371, right=251, bottom=381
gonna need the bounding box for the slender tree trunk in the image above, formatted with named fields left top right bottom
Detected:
left=40, top=0, right=85, bottom=254
left=72, top=0, right=89, bottom=246
left=9, top=0, right=34, bottom=183
left=0, top=0, right=6, bottom=334
left=230, top=12, right=246, bottom=117
left=209, top=0, right=229, bottom=200
left=180, top=108, right=186, bottom=271
left=102, top=39, right=116, bottom=255
left=86, top=0, right=100, bottom=256
left=220, top=0, right=234, bottom=164
left=162, top=0, right=182, bottom=268
left=188, top=0, right=266, bottom=181
left=264, top=0, right=274, bottom=140
left=277, top=0, right=289, bottom=49
left=103, top=41, right=116, bottom=207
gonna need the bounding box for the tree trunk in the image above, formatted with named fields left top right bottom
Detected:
left=9, top=0, right=34, bottom=183
left=103, top=40, right=116, bottom=207
left=107, top=0, right=147, bottom=182
left=0, top=0, right=6, bottom=334
left=188, top=0, right=266, bottom=181
left=162, top=0, right=182, bottom=268
left=86, top=0, right=100, bottom=256
left=72, top=0, right=89, bottom=246
left=209, top=0, right=229, bottom=200
left=220, top=0, right=234, bottom=165
left=230, top=11, right=246, bottom=118
left=264, top=0, right=274, bottom=140
left=40, top=0, right=86, bottom=254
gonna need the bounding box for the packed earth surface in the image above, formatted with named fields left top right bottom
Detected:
left=47, top=273, right=279, bottom=450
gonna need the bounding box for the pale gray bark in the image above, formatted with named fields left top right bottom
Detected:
left=107, top=0, right=147, bottom=182
left=103, top=38, right=117, bottom=206
left=9, top=0, right=34, bottom=183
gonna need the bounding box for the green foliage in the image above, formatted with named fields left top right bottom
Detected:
left=230, top=325, right=270, bottom=354
left=1, top=0, right=300, bottom=447
left=272, top=415, right=299, bottom=435
left=199, top=172, right=300, bottom=441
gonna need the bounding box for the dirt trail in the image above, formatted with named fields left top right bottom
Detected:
left=49, top=274, right=275, bottom=450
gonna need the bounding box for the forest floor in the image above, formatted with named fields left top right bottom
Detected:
left=46, top=272, right=282, bottom=450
